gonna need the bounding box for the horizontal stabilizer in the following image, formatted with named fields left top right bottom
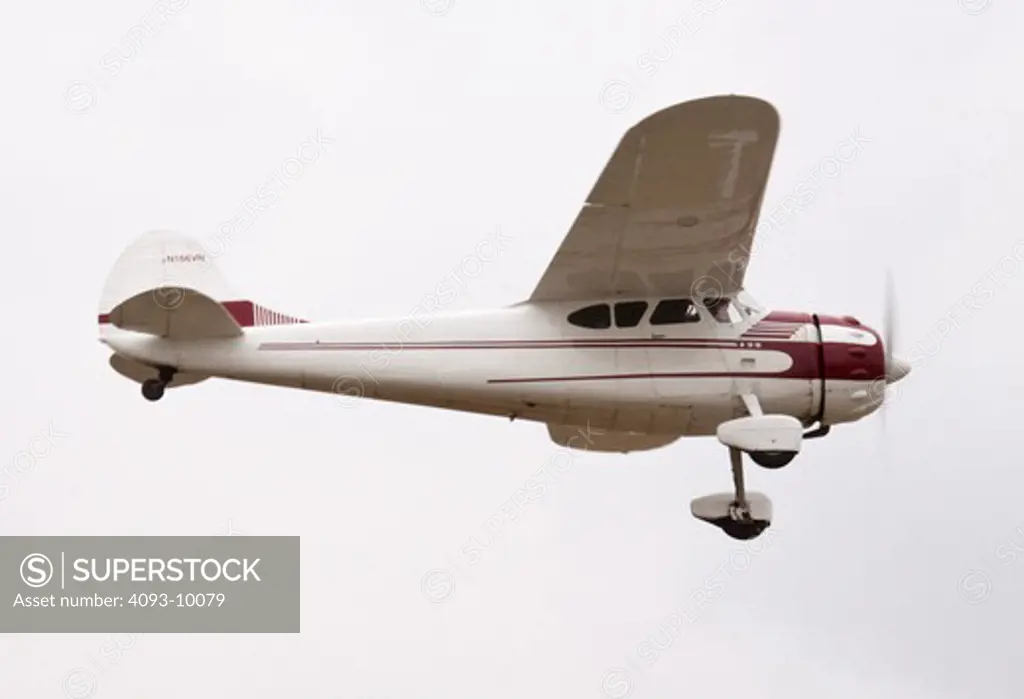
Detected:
left=103, top=288, right=244, bottom=340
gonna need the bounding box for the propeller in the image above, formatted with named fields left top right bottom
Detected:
left=879, top=268, right=911, bottom=430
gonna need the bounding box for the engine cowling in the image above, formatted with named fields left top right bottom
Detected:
left=813, top=314, right=887, bottom=425
left=754, top=311, right=888, bottom=427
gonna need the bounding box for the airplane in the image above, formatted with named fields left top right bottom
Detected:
left=97, top=94, right=911, bottom=541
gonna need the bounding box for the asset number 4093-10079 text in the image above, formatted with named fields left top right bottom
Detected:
left=127, top=592, right=226, bottom=608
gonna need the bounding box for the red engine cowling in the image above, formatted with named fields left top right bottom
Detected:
left=755, top=311, right=886, bottom=427
left=812, top=314, right=887, bottom=425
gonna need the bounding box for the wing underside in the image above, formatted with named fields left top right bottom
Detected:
left=530, top=95, right=781, bottom=303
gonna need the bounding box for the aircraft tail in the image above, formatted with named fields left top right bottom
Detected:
left=98, top=229, right=306, bottom=341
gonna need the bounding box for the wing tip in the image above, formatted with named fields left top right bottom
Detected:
left=630, top=93, right=781, bottom=133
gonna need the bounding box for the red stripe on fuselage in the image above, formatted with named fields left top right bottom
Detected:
left=258, top=339, right=747, bottom=350
left=488, top=372, right=809, bottom=384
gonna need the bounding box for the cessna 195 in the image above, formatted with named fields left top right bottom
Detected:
left=97, top=95, right=911, bottom=540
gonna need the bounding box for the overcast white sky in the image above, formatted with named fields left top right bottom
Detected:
left=2, top=0, right=1023, bottom=697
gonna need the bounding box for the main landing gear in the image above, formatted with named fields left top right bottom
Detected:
left=692, top=448, right=773, bottom=540
left=691, top=395, right=805, bottom=540
left=141, top=366, right=177, bottom=402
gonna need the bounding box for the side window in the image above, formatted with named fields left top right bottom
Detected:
left=650, top=299, right=701, bottom=325
left=567, top=303, right=611, bottom=329
left=614, top=301, right=648, bottom=328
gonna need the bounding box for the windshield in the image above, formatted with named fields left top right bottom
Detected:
left=701, top=296, right=745, bottom=324
left=734, top=290, right=764, bottom=318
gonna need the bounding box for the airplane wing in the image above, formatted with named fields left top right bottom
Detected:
left=529, top=95, right=780, bottom=303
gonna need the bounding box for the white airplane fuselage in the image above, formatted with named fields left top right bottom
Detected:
left=100, top=297, right=887, bottom=437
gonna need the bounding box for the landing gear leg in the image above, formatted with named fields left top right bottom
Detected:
left=690, top=447, right=773, bottom=541
left=730, top=446, right=746, bottom=506
left=141, top=366, right=177, bottom=402
left=723, top=448, right=767, bottom=540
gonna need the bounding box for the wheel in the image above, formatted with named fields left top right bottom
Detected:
left=750, top=450, right=796, bottom=469
left=721, top=519, right=770, bottom=540
left=141, top=379, right=165, bottom=401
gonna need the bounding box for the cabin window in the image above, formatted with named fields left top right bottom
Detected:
left=614, top=301, right=648, bottom=328
left=567, top=303, right=611, bottom=329
left=650, top=298, right=701, bottom=325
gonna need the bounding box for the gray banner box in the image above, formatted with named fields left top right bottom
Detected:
left=0, top=537, right=299, bottom=633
